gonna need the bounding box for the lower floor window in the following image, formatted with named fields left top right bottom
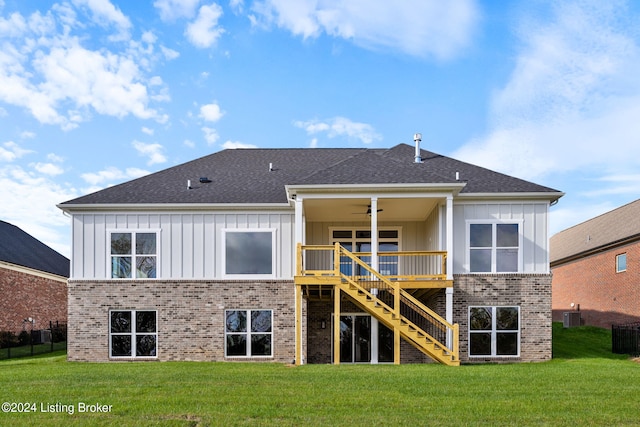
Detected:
left=109, top=310, right=157, bottom=358
left=225, top=309, right=273, bottom=357
left=469, top=306, right=519, bottom=357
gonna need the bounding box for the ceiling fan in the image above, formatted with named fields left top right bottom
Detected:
left=351, top=205, right=383, bottom=215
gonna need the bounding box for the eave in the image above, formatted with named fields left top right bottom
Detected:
left=57, top=202, right=293, bottom=213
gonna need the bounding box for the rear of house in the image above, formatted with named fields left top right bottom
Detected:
left=58, top=142, right=562, bottom=364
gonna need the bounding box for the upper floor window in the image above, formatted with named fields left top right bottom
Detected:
left=110, top=231, right=157, bottom=279
left=616, top=253, right=627, bottom=273
left=223, top=229, right=276, bottom=278
left=468, top=222, right=521, bottom=273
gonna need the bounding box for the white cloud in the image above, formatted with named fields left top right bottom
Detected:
left=32, top=162, right=64, bottom=176
left=185, top=3, right=224, bottom=48
left=142, top=126, right=154, bottom=135
left=453, top=0, right=640, bottom=189
left=80, top=166, right=149, bottom=186
left=0, top=141, right=33, bottom=162
left=183, top=139, right=196, bottom=148
left=250, top=0, right=479, bottom=59
left=294, top=116, right=382, bottom=144
left=160, top=45, right=180, bottom=60
left=222, top=140, right=257, bottom=149
left=202, top=126, right=220, bottom=145
left=199, top=102, right=224, bottom=122
left=0, top=164, right=77, bottom=256
left=0, top=5, right=168, bottom=130
left=154, top=0, right=201, bottom=21
left=71, top=0, right=132, bottom=41
left=132, top=140, right=167, bottom=165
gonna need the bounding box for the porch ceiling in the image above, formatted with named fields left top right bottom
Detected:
left=303, top=198, right=439, bottom=222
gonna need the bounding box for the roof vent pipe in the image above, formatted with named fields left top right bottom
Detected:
left=414, top=133, right=422, bottom=163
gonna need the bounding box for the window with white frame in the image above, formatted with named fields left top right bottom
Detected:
left=616, top=253, right=627, bottom=273
left=109, top=310, right=157, bottom=358
left=110, top=231, right=157, bottom=278
left=468, top=222, right=520, bottom=273
left=225, top=310, right=273, bottom=357
left=223, top=229, right=275, bottom=277
left=469, top=306, right=520, bottom=357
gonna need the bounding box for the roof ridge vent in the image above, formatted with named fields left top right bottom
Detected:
left=414, top=133, right=422, bottom=163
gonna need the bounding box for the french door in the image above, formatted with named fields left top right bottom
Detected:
left=331, top=229, right=399, bottom=276
left=334, top=314, right=393, bottom=364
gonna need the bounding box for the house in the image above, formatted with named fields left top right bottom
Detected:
left=0, top=220, right=69, bottom=334
left=58, top=141, right=562, bottom=364
left=551, top=199, right=640, bottom=328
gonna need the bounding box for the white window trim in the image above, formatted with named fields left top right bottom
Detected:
left=465, top=220, right=523, bottom=273
left=616, top=253, right=627, bottom=273
left=468, top=306, right=520, bottom=358
left=107, top=229, right=161, bottom=279
left=222, top=228, right=277, bottom=279
left=224, top=309, right=274, bottom=358
left=109, top=309, right=158, bottom=359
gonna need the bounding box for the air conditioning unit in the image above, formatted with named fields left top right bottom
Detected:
left=563, top=312, right=581, bottom=328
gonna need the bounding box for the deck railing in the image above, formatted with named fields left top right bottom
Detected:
left=298, top=245, right=447, bottom=281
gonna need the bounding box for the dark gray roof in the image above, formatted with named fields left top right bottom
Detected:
left=0, top=221, right=70, bottom=277
left=60, top=144, right=560, bottom=206
left=550, top=199, right=640, bottom=265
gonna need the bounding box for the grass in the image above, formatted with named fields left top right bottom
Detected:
left=1, top=323, right=638, bottom=426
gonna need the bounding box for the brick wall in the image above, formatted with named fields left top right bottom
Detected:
left=552, top=241, right=640, bottom=328
left=454, top=274, right=552, bottom=363
left=67, top=280, right=301, bottom=362
left=0, top=267, right=67, bottom=333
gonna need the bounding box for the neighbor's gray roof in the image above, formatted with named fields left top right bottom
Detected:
left=60, top=144, right=560, bottom=206
left=0, top=221, right=70, bottom=277
left=550, top=199, right=640, bottom=265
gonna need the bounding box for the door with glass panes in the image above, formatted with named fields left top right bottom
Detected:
left=331, top=229, right=399, bottom=277
left=334, top=314, right=394, bottom=363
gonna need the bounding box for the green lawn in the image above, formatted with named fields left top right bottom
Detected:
left=1, top=323, right=638, bottom=426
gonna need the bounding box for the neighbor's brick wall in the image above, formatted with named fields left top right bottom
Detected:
left=454, top=274, right=552, bottom=363
left=67, top=280, right=302, bottom=362
left=0, top=267, right=67, bottom=333
left=552, top=241, right=640, bottom=328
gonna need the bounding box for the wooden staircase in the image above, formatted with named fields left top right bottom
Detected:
left=337, top=245, right=459, bottom=366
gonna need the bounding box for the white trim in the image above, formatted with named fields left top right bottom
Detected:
left=224, top=309, right=274, bottom=358
left=468, top=306, right=521, bottom=358
left=106, top=229, right=161, bottom=279
left=616, top=253, right=627, bottom=273
left=0, top=261, right=67, bottom=283
left=465, top=220, right=524, bottom=273
left=58, top=203, right=293, bottom=213
left=109, top=309, right=158, bottom=359
left=221, top=228, right=277, bottom=279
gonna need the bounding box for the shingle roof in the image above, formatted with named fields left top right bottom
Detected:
left=60, top=143, right=560, bottom=206
left=0, top=221, right=70, bottom=277
left=550, top=199, right=640, bottom=265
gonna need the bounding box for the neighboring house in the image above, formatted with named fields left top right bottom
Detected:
left=551, top=199, right=640, bottom=328
left=58, top=141, right=562, bottom=364
left=0, top=220, right=69, bottom=334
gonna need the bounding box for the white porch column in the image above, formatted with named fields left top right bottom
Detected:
left=294, top=196, right=304, bottom=364
left=370, top=197, right=378, bottom=272
left=445, top=195, right=454, bottom=348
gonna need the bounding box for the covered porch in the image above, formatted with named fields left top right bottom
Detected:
left=287, top=187, right=461, bottom=365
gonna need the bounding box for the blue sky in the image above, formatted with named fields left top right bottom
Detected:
left=1, top=0, right=640, bottom=257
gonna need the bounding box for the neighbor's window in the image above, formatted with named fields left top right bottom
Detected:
left=109, top=310, right=157, bottom=358
left=616, top=253, right=627, bottom=273
left=110, top=232, right=157, bottom=279
left=224, top=230, right=275, bottom=276
left=469, top=306, right=520, bottom=357
left=469, top=222, right=520, bottom=273
left=225, top=309, right=273, bottom=357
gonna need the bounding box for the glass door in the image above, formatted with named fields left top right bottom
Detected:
left=335, top=315, right=393, bottom=363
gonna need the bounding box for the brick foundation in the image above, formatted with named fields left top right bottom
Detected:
left=67, top=280, right=301, bottom=362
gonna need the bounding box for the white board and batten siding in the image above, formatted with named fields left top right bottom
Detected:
left=71, top=211, right=296, bottom=280
left=452, top=201, right=550, bottom=274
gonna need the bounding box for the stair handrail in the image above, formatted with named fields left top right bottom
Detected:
left=336, top=243, right=458, bottom=359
